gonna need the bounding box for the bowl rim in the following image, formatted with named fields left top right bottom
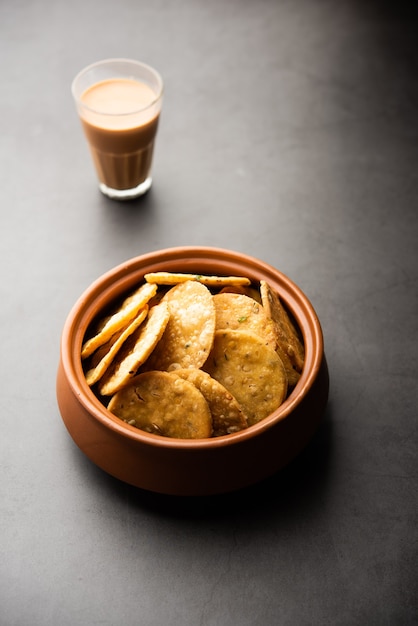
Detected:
left=60, top=246, right=324, bottom=450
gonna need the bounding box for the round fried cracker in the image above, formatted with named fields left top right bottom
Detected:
left=143, top=280, right=216, bottom=371
left=219, top=285, right=262, bottom=301
left=84, top=306, right=148, bottom=387
left=260, top=280, right=305, bottom=373
left=98, top=302, right=170, bottom=396
left=203, top=329, right=288, bottom=426
left=213, top=293, right=277, bottom=348
left=144, top=272, right=251, bottom=287
left=173, top=368, right=248, bottom=436
left=81, top=282, right=157, bottom=360
left=108, top=371, right=212, bottom=439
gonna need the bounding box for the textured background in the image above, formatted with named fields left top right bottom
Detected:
left=1, top=1, right=417, bottom=624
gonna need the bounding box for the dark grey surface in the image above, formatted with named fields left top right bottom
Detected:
left=1, top=1, right=417, bottom=624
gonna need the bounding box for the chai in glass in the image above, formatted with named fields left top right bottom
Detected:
left=72, top=59, right=163, bottom=200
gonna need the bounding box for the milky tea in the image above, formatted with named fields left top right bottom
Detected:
left=72, top=60, right=163, bottom=200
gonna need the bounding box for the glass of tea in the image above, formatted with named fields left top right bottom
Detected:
left=72, top=58, right=163, bottom=200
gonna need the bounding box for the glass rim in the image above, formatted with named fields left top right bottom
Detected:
left=71, top=57, right=164, bottom=117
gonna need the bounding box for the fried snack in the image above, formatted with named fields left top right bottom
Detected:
left=85, top=330, right=122, bottom=370
left=272, top=342, right=301, bottom=388
left=213, top=293, right=277, bottom=349
left=108, top=371, right=212, bottom=439
left=260, top=280, right=305, bottom=372
left=83, top=271, right=305, bottom=439
left=144, top=272, right=251, bottom=287
left=172, top=368, right=248, bottom=436
left=219, top=285, right=262, bottom=302
left=142, top=280, right=216, bottom=371
left=81, top=282, right=157, bottom=360
left=203, top=329, right=288, bottom=426
left=84, top=306, right=148, bottom=387
left=98, top=302, right=170, bottom=396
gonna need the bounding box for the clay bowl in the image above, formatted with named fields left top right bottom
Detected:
left=56, top=246, right=329, bottom=496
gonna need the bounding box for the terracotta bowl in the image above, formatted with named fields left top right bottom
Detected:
left=56, top=246, right=329, bottom=496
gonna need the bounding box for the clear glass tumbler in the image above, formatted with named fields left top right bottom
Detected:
left=72, top=58, right=163, bottom=200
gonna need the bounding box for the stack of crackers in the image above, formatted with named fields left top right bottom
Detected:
left=81, top=272, right=304, bottom=438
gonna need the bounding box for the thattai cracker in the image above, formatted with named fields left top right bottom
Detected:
left=108, top=371, right=212, bottom=439
left=203, top=329, right=288, bottom=426
left=213, top=293, right=277, bottom=348
left=85, top=306, right=148, bottom=387
left=81, top=282, right=157, bottom=359
left=98, top=302, right=170, bottom=396
left=260, top=280, right=305, bottom=372
left=219, top=285, right=262, bottom=302
left=143, top=280, right=216, bottom=371
left=145, top=272, right=251, bottom=287
left=173, top=368, right=248, bottom=436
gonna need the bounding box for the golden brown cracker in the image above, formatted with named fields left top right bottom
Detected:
left=260, top=280, right=305, bottom=372
left=85, top=306, right=148, bottom=387
left=98, top=302, right=170, bottom=396
left=81, top=282, right=157, bottom=360
left=219, top=285, right=262, bottom=302
left=144, top=272, right=251, bottom=287
left=108, top=371, right=212, bottom=439
left=173, top=368, right=248, bottom=436
left=143, top=280, right=216, bottom=371
left=213, top=293, right=277, bottom=348
left=203, top=329, right=288, bottom=426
